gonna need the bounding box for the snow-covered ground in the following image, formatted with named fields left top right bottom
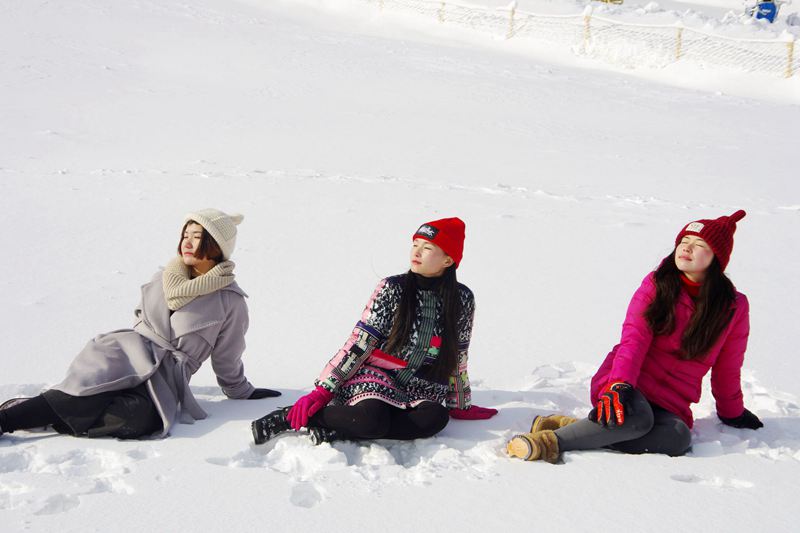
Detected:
left=1, top=0, right=798, bottom=531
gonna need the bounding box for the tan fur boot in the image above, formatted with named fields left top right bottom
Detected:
left=529, top=414, right=577, bottom=434
left=506, top=430, right=560, bottom=463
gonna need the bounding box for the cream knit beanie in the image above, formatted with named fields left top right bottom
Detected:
left=184, top=208, right=244, bottom=260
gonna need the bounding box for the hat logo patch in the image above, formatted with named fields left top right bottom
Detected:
left=686, top=222, right=704, bottom=232
left=415, top=224, right=439, bottom=238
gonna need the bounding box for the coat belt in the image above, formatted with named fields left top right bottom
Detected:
left=134, top=321, right=207, bottom=422
left=170, top=351, right=207, bottom=422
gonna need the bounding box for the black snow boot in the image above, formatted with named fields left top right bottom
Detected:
left=0, top=398, right=31, bottom=411
left=251, top=406, right=292, bottom=445
left=308, top=427, right=341, bottom=446
left=1, top=397, right=34, bottom=435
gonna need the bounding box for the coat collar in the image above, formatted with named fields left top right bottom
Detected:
left=222, top=281, right=247, bottom=298
left=140, top=275, right=172, bottom=344
left=140, top=275, right=246, bottom=343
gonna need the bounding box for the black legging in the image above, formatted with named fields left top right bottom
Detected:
left=0, top=386, right=161, bottom=439
left=554, top=388, right=692, bottom=457
left=309, top=399, right=450, bottom=440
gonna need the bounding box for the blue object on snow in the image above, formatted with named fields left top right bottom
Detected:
left=754, top=1, right=778, bottom=23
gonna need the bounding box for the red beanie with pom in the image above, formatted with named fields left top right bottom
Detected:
left=675, top=210, right=746, bottom=271
left=413, top=217, right=466, bottom=268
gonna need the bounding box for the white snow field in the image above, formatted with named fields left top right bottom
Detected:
left=1, top=0, right=799, bottom=531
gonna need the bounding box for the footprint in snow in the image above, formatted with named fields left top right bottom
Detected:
left=0, top=445, right=153, bottom=514
left=0, top=450, right=33, bottom=474
left=34, top=493, right=80, bottom=515
left=206, top=448, right=269, bottom=468
left=289, top=482, right=326, bottom=508
left=0, top=481, right=31, bottom=510
left=670, top=473, right=753, bottom=489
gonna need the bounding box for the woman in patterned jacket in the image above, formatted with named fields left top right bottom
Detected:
left=252, top=217, right=498, bottom=445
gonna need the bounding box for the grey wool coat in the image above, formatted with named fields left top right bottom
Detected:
left=50, top=270, right=255, bottom=437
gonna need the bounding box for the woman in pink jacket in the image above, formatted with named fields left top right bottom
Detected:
left=507, top=210, right=763, bottom=463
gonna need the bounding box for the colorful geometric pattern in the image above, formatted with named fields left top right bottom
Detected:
left=316, top=274, right=474, bottom=410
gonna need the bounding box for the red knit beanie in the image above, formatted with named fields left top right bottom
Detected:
left=413, top=217, right=466, bottom=268
left=675, top=210, right=746, bottom=271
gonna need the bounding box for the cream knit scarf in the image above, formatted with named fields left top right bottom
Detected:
left=162, top=256, right=236, bottom=311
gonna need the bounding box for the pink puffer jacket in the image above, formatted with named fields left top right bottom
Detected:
left=590, top=272, right=749, bottom=428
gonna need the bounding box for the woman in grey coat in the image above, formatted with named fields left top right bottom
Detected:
left=0, top=209, right=279, bottom=440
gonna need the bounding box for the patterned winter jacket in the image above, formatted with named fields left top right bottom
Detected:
left=316, top=274, right=475, bottom=409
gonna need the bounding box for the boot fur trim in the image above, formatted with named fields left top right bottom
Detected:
left=530, top=414, right=577, bottom=434
left=507, top=430, right=560, bottom=463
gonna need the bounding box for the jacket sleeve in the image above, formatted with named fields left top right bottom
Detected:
left=447, top=289, right=475, bottom=409
left=710, top=294, right=749, bottom=418
left=316, top=278, right=400, bottom=393
left=608, top=274, right=657, bottom=387
left=210, top=293, right=255, bottom=399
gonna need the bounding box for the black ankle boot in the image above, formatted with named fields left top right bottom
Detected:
left=1, top=397, right=35, bottom=435
left=251, top=406, right=292, bottom=445
left=0, top=398, right=31, bottom=410
left=308, top=427, right=341, bottom=446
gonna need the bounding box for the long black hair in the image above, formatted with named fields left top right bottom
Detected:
left=383, top=265, right=462, bottom=381
left=644, top=250, right=737, bottom=360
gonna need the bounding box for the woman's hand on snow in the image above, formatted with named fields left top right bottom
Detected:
left=589, top=382, right=633, bottom=427
left=248, top=388, right=282, bottom=399
left=286, top=386, right=335, bottom=430
left=449, top=405, right=498, bottom=420
left=718, top=407, right=763, bottom=429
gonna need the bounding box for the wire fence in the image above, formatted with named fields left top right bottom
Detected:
left=361, top=0, right=798, bottom=77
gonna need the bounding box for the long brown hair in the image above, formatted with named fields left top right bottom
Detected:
left=644, top=251, right=737, bottom=360
left=384, top=266, right=461, bottom=381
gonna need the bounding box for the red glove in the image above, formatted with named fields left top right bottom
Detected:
left=589, top=382, right=633, bottom=427
left=286, top=386, right=334, bottom=430
left=449, top=405, right=499, bottom=420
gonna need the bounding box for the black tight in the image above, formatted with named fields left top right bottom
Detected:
left=1, top=385, right=161, bottom=439
left=309, top=399, right=450, bottom=440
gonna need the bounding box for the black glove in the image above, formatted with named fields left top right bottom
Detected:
left=248, top=388, right=282, bottom=400
left=589, top=382, right=634, bottom=427
left=718, top=408, right=763, bottom=429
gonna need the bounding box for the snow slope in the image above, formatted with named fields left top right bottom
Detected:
left=1, top=0, right=798, bottom=531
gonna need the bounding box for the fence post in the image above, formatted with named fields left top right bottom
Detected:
left=788, top=40, right=796, bottom=78
left=675, top=26, right=683, bottom=60
left=583, top=8, right=592, bottom=51
left=438, top=2, right=445, bottom=23
left=507, top=5, right=516, bottom=40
